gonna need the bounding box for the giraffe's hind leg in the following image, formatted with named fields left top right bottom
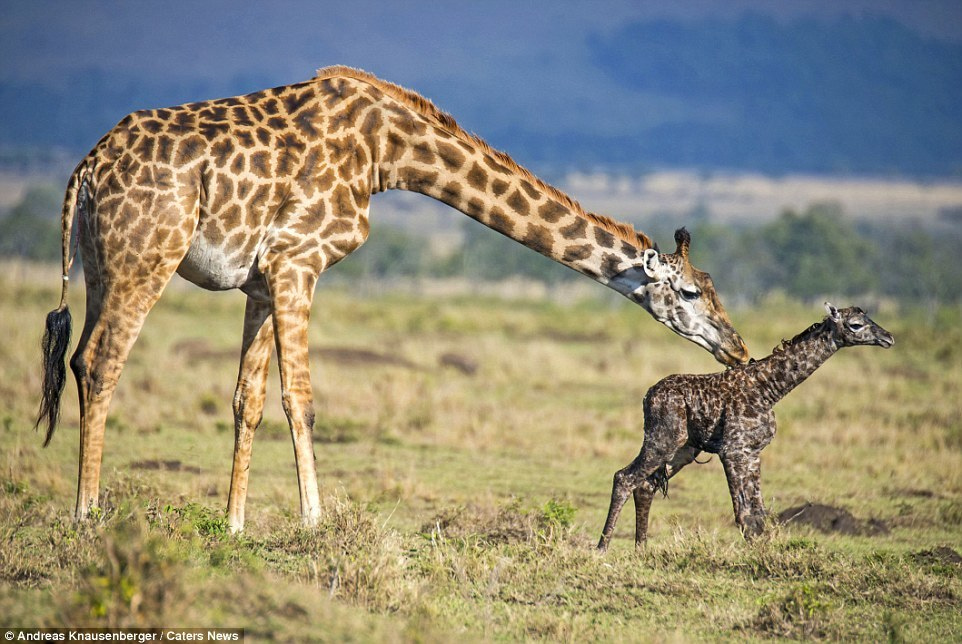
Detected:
left=598, top=401, right=689, bottom=551
left=70, top=269, right=182, bottom=519
left=632, top=444, right=700, bottom=547
left=69, top=186, right=195, bottom=520
left=598, top=438, right=688, bottom=550
left=598, top=463, right=638, bottom=552
left=227, top=297, right=274, bottom=533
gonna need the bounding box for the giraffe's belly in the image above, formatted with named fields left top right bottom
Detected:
left=176, top=233, right=259, bottom=292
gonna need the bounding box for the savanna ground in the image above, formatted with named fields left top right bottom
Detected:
left=1, top=262, right=960, bottom=641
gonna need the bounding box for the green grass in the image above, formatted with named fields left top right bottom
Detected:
left=1, top=262, right=960, bottom=640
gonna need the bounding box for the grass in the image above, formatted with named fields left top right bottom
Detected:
left=1, top=261, right=960, bottom=640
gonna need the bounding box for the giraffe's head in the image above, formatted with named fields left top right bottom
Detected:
left=618, top=228, right=750, bottom=366
left=824, top=303, right=894, bottom=349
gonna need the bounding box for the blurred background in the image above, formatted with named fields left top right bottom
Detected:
left=1, top=0, right=960, bottom=307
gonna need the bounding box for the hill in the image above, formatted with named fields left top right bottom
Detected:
left=1, top=13, right=960, bottom=177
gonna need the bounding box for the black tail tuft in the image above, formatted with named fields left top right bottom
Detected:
left=37, top=305, right=72, bottom=446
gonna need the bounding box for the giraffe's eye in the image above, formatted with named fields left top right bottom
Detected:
left=680, top=287, right=701, bottom=301
left=847, top=322, right=864, bottom=331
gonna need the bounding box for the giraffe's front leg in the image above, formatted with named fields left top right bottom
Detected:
left=741, top=452, right=766, bottom=537
left=266, top=267, right=322, bottom=527
left=227, top=297, right=274, bottom=533
left=721, top=451, right=765, bottom=540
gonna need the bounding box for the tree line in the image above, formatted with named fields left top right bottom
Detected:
left=2, top=185, right=959, bottom=306
left=334, top=202, right=962, bottom=307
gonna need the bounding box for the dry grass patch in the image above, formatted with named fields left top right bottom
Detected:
left=1, top=270, right=960, bottom=639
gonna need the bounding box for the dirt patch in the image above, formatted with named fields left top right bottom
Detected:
left=171, top=338, right=234, bottom=362
left=439, top=352, right=478, bottom=375
left=310, top=346, right=422, bottom=370
left=777, top=503, right=889, bottom=536
left=172, top=337, right=423, bottom=370
left=891, top=487, right=939, bottom=499
left=912, top=546, right=962, bottom=566
left=130, top=459, right=203, bottom=474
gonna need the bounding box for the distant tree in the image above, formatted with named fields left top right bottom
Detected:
left=0, top=184, right=61, bottom=261
left=876, top=224, right=962, bottom=305
left=442, top=218, right=575, bottom=285
left=332, top=226, right=428, bottom=280
left=753, top=203, right=879, bottom=301
left=689, top=221, right=767, bottom=304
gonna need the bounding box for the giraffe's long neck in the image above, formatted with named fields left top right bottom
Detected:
left=750, top=322, right=837, bottom=404
left=369, top=106, right=655, bottom=291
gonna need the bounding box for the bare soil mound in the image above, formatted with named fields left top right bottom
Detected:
left=912, top=546, right=962, bottom=566
left=777, top=503, right=889, bottom=536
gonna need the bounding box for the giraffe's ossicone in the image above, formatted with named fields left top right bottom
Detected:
left=36, top=66, right=749, bottom=531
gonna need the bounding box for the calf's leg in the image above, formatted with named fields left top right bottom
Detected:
left=721, top=451, right=765, bottom=540
left=632, top=445, right=701, bottom=547
left=598, top=416, right=688, bottom=551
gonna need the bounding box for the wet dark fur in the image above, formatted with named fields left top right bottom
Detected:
left=597, top=306, right=894, bottom=550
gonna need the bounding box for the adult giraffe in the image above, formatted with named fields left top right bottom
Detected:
left=37, top=66, right=749, bottom=532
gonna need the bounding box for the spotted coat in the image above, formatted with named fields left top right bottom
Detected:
left=38, top=66, right=751, bottom=533
left=597, top=305, right=894, bottom=549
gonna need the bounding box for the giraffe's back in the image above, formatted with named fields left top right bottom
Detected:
left=83, top=75, right=395, bottom=294
left=644, top=370, right=744, bottom=453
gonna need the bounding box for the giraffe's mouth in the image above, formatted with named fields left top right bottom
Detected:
left=713, top=342, right=751, bottom=366
left=709, top=331, right=751, bottom=366
left=663, top=315, right=750, bottom=366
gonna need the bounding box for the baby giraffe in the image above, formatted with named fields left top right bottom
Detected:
left=598, top=304, right=894, bottom=550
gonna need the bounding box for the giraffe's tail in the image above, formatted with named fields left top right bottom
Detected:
left=36, top=161, right=88, bottom=446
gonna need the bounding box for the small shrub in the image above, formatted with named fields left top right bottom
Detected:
left=60, top=519, right=191, bottom=627
left=882, top=610, right=908, bottom=643
left=265, top=493, right=415, bottom=612
left=423, top=498, right=541, bottom=545
left=314, top=415, right=367, bottom=443
left=752, top=583, right=833, bottom=639
left=2, top=479, right=27, bottom=495
left=197, top=392, right=220, bottom=416
left=539, top=498, right=576, bottom=539
left=151, top=502, right=229, bottom=540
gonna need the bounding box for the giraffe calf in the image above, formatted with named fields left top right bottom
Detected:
left=597, top=303, right=894, bottom=550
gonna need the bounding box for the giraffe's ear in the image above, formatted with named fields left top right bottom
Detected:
left=825, top=302, right=840, bottom=321
left=642, top=249, right=668, bottom=280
